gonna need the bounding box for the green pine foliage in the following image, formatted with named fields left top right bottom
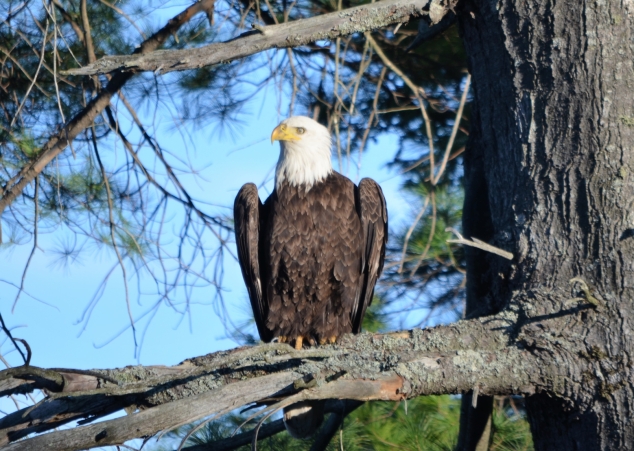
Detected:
left=490, top=402, right=534, bottom=451
left=3, top=1, right=532, bottom=447
left=151, top=396, right=532, bottom=451
left=349, top=397, right=533, bottom=451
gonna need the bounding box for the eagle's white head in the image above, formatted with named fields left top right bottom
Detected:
left=271, top=116, right=333, bottom=190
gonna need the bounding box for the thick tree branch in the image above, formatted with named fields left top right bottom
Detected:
left=61, top=0, right=443, bottom=77
left=0, top=313, right=561, bottom=451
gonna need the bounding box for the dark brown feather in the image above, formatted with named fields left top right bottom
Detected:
left=262, top=172, right=362, bottom=341
left=235, top=172, right=387, bottom=440
left=234, top=172, right=387, bottom=342
left=352, top=178, right=388, bottom=333
left=234, top=183, right=273, bottom=342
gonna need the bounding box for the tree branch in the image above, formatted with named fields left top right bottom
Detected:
left=0, top=0, right=216, bottom=237
left=62, top=0, right=441, bottom=77
left=183, top=419, right=287, bottom=451
left=0, top=312, right=559, bottom=450
left=178, top=401, right=361, bottom=451
left=309, top=401, right=363, bottom=451
left=51, top=0, right=85, bottom=44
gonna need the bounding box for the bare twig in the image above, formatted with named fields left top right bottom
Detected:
left=12, top=176, right=39, bottom=312
left=0, top=314, right=27, bottom=365
left=0, top=45, right=49, bottom=98
left=43, top=0, right=67, bottom=124
left=51, top=0, right=85, bottom=43
left=366, top=33, right=436, bottom=184
left=569, top=277, right=602, bottom=307
left=96, top=0, right=147, bottom=38
left=12, top=339, right=31, bottom=366
left=10, top=18, right=49, bottom=128
left=80, top=0, right=97, bottom=64
left=398, top=194, right=430, bottom=273
left=410, top=190, right=436, bottom=276
left=91, top=133, right=138, bottom=352
left=286, top=49, right=298, bottom=115
left=433, top=74, right=470, bottom=184
left=0, top=0, right=217, bottom=233
left=357, top=65, right=386, bottom=175
left=445, top=227, right=514, bottom=260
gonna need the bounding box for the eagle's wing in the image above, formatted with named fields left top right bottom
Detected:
left=352, top=178, right=388, bottom=333
left=234, top=183, right=272, bottom=342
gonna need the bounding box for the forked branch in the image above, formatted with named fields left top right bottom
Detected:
left=0, top=312, right=554, bottom=451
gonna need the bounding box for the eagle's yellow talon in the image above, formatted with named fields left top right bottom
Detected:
left=319, top=337, right=327, bottom=345
left=278, top=336, right=287, bottom=343
left=329, top=335, right=337, bottom=344
left=294, top=336, right=304, bottom=350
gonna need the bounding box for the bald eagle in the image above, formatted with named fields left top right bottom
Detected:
left=234, top=116, right=388, bottom=438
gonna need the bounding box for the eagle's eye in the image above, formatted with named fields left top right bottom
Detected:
left=296, top=127, right=305, bottom=134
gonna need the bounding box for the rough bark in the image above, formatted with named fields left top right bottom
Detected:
left=1, top=0, right=632, bottom=449
left=0, top=315, right=555, bottom=450
left=456, top=1, right=502, bottom=446
left=459, top=0, right=634, bottom=449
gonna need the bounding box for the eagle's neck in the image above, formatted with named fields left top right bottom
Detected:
left=275, top=140, right=333, bottom=191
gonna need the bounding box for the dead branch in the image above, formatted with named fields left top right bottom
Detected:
left=62, top=0, right=438, bottom=77
left=0, top=312, right=556, bottom=450
left=446, top=228, right=514, bottom=260
left=0, top=0, right=216, bottom=234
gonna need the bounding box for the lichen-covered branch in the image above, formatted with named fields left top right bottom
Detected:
left=62, top=0, right=440, bottom=77
left=0, top=312, right=560, bottom=451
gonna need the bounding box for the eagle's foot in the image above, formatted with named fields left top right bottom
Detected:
left=282, top=336, right=323, bottom=349
left=318, top=335, right=338, bottom=345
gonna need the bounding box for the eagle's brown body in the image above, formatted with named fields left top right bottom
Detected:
left=235, top=172, right=387, bottom=346
left=234, top=116, right=387, bottom=439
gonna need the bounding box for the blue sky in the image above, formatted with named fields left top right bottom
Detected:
left=0, top=91, right=412, bottom=376
left=0, top=4, right=429, bottom=436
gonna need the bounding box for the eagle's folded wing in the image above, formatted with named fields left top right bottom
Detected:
left=234, top=183, right=272, bottom=342
left=352, top=178, right=388, bottom=333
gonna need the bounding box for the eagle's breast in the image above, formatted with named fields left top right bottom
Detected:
left=262, top=172, right=363, bottom=341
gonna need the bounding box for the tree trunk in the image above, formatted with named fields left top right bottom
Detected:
left=459, top=0, right=634, bottom=449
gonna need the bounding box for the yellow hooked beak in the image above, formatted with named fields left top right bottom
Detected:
left=271, top=123, right=302, bottom=144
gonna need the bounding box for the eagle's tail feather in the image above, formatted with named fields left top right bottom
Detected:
left=283, top=400, right=325, bottom=439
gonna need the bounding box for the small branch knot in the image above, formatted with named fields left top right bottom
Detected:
left=569, top=277, right=603, bottom=308
left=251, top=23, right=269, bottom=35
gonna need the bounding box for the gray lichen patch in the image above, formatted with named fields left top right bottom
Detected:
left=619, top=116, right=634, bottom=126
